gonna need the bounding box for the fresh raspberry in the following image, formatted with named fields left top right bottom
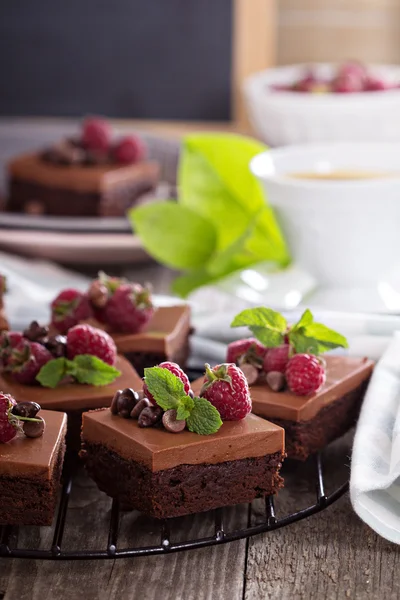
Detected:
left=81, top=117, right=111, bottom=152
left=285, top=353, right=326, bottom=396
left=200, top=363, right=252, bottom=421
left=226, top=338, right=266, bottom=366
left=102, top=283, right=154, bottom=334
left=263, top=344, right=291, bottom=374
left=143, top=361, right=191, bottom=405
left=66, top=324, right=117, bottom=366
left=0, top=331, right=24, bottom=370
left=364, top=77, right=387, bottom=92
left=51, top=289, right=94, bottom=334
left=8, top=341, right=53, bottom=385
left=333, top=64, right=366, bottom=94
left=0, top=393, right=18, bottom=443
left=113, top=136, right=146, bottom=165
left=292, top=71, right=317, bottom=92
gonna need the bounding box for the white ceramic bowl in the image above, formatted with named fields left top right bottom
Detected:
left=250, top=143, right=400, bottom=287
left=244, top=64, right=400, bottom=146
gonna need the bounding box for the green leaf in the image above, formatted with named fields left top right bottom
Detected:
left=176, top=395, right=195, bottom=421
left=231, top=307, right=287, bottom=332
left=72, top=355, right=121, bottom=386
left=186, top=396, right=222, bottom=435
left=129, top=134, right=291, bottom=297
left=180, top=134, right=289, bottom=262
left=289, top=322, right=348, bottom=355
left=144, top=366, right=186, bottom=411
left=291, top=309, right=314, bottom=332
left=171, top=267, right=215, bottom=298
left=36, top=357, right=69, bottom=388
left=129, top=201, right=217, bottom=270
left=249, top=327, right=285, bottom=348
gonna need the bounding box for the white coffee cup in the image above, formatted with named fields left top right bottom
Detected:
left=251, top=143, right=400, bottom=287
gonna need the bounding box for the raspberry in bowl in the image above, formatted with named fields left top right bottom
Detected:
left=81, top=362, right=285, bottom=518
left=50, top=272, right=192, bottom=376
left=244, top=62, right=400, bottom=145
left=0, top=321, right=141, bottom=451
left=198, top=306, right=375, bottom=461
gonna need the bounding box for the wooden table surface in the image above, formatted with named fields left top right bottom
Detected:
left=0, top=263, right=399, bottom=600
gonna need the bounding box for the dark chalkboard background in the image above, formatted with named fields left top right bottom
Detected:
left=0, top=0, right=233, bottom=120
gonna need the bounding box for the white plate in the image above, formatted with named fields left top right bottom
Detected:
left=0, top=229, right=149, bottom=265
left=0, top=212, right=130, bottom=233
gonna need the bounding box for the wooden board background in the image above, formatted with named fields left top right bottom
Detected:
left=278, top=0, right=400, bottom=64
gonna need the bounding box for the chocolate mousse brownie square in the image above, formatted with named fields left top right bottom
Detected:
left=81, top=410, right=285, bottom=518
left=112, top=305, right=192, bottom=376
left=0, top=410, right=67, bottom=525
left=193, top=356, right=374, bottom=461
left=0, top=356, right=142, bottom=451
left=7, top=153, right=159, bottom=217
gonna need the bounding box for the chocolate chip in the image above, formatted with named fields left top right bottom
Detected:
left=110, top=390, right=123, bottom=415
left=138, top=406, right=163, bottom=428
left=42, top=140, right=85, bottom=166
left=162, top=409, right=186, bottom=433
left=23, top=416, right=45, bottom=438
left=130, top=397, right=150, bottom=419
left=266, top=371, right=286, bottom=392
left=23, top=321, right=49, bottom=342
left=12, top=401, right=41, bottom=418
left=239, top=363, right=259, bottom=386
left=84, top=150, right=110, bottom=166
left=44, top=334, right=67, bottom=358
left=117, top=389, right=140, bottom=418
left=88, top=281, right=109, bottom=308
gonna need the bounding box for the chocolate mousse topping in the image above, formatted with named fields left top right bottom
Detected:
left=111, top=305, right=191, bottom=355
left=192, top=356, right=373, bottom=423
left=82, top=409, right=284, bottom=472
left=0, top=410, right=66, bottom=477
left=0, top=356, right=141, bottom=412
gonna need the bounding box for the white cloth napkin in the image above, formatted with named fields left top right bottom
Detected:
left=350, top=332, right=400, bottom=544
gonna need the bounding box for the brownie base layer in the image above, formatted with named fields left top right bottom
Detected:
left=81, top=443, right=284, bottom=519
left=270, top=380, right=370, bottom=461
left=0, top=437, right=66, bottom=526
left=123, top=338, right=190, bottom=377
left=8, top=177, right=154, bottom=217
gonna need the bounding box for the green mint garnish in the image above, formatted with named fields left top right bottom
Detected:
left=176, top=395, right=195, bottom=421
left=144, top=366, right=186, bottom=411
left=144, top=366, right=222, bottom=435
left=129, top=134, right=290, bottom=298
left=186, top=396, right=222, bottom=436
left=231, top=307, right=287, bottom=348
left=231, top=307, right=348, bottom=355
left=36, top=355, right=121, bottom=388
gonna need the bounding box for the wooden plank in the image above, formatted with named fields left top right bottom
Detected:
left=244, top=432, right=400, bottom=600
left=232, top=0, right=277, bottom=128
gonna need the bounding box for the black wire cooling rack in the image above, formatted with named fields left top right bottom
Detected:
left=0, top=369, right=350, bottom=561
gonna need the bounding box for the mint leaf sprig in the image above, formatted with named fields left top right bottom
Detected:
left=231, top=307, right=348, bottom=355
left=36, top=355, right=121, bottom=388
left=144, top=366, right=222, bottom=435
